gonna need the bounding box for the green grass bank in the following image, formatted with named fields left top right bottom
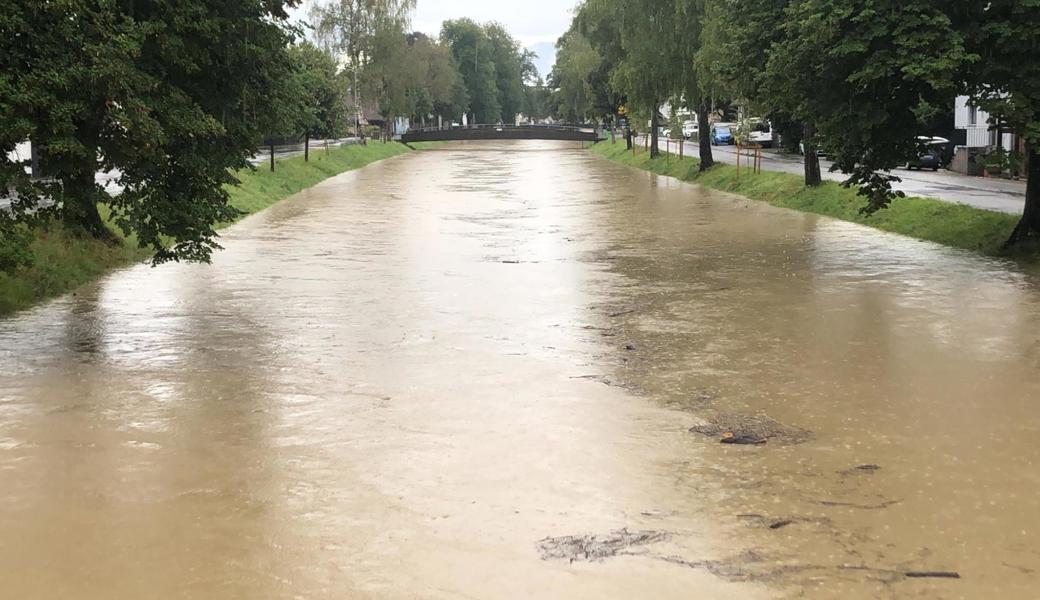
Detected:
left=592, top=141, right=1027, bottom=260
left=0, top=141, right=412, bottom=317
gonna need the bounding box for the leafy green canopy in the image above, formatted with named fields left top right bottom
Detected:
left=764, top=0, right=968, bottom=211
left=440, top=19, right=533, bottom=124
left=311, top=0, right=416, bottom=134
left=548, top=0, right=626, bottom=122
left=958, top=0, right=1040, bottom=245
left=0, top=0, right=303, bottom=263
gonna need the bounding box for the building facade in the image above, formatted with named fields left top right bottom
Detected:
left=951, top=96, right=1025, bottom=176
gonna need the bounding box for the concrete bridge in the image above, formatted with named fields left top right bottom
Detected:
left=400, top=124, right=603, bottom=144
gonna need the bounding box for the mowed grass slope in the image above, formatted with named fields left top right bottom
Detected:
left=0, top=142, right=412, bottom=317
left=592, top=141, right=1020, bottom=258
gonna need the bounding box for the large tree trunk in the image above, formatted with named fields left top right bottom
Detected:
left=803, top=122, right=822, bottom=187
left=650, top=103, right=660, bottom=158
left=63, top=170, right=114, bottom=242
left=697, top=103, right=714, bottom=171
left=1005, top=142, right=1040, bottom=249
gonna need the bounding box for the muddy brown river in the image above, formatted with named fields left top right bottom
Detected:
left=2, top=140, right=1040, bottom=598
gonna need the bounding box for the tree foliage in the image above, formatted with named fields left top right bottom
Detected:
left=763, top=0, right=967, bottom=212
left=440, top=19, right=533, bottom=124
left=311, top=0, right=416, bottom=135
left=551, top=0, right=713, bottom=162
left=0, top=0, right=302, bottom=263
left=957, top=0, right=1040, bottom=245
left=550, top=30, right=602, bottom=122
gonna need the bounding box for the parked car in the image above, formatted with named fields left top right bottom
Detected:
left=908, top=150, right=942, bottom=171
left=682, top=120, right=699, bottom=140
left=711, top=125, right=734, bottom=145
left=907, top=136, right=949, bottom=171
left=748, top=119, right=773, bottom=148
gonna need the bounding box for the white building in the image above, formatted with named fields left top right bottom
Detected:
left=954, top=96, right=1014, bottom=150
left=952, top=96, right=1018, bottom=175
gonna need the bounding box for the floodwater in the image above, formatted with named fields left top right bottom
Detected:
left=2, top=141, right=1040, bottom=599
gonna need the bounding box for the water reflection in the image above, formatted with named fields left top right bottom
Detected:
left=1, top=140, right=1039, bottom=598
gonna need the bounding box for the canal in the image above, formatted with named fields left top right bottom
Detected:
left=2, top=140, right=1039, bottom=598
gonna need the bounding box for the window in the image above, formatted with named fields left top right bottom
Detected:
left=968, top=105, right=978, bottom=127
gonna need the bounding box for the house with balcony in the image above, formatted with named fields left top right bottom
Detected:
left=951, top=95, right=1021, bottom=175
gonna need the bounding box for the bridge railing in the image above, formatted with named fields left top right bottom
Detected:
left=405, top=123, right=599, bottom=135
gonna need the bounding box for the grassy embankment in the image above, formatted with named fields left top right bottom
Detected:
left=0, top=141, right=413, bottom=316
left=592, top=141, right=1025, bottom=259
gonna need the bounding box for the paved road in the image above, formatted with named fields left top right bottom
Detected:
left=642, top=136, right=1027, bottom=215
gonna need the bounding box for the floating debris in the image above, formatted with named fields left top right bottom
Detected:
left=690, top=412, right=812, bottom=446
left=720, top=432, right=768, bottom=445
left=537, top=529, right=670, bottom=562
left=819, top=499, right=901, bottom=510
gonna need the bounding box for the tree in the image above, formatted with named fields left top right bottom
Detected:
left=484, top=24, right=526, bottom=123
left=698, top=0, right=791, bottom=176
left=572, top=0, right=627, bottom=121
left=440, top=20, right=530, bottom=125
left=523, top=78, right=552, bottom=122
left=609, top=0, right=684, bottom=158
left=363, top=15, right=412, bottom=138
left=673, top=0, right=716, bottom=170
left=550, top=30, right=602, bottom=122
left=763, top=0, right=967, bottom=212
left=958, top=0, right=1040, bottom=248
left=311, top=0, right=416, bottom=136
left=0, top=0, right=302, bottom=263
left=441, top=19, right=500, bottom=124
left=405, top=32, right=467, bottom=125
left=289, top=42, right=350, bottom=139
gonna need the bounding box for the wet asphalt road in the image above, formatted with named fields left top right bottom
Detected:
left=644, top=136, right=1027, bottom=215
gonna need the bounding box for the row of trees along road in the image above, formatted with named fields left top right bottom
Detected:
left=1, top=0, right=544, bottom=267
left=551, top=0, right=1040, bottom=248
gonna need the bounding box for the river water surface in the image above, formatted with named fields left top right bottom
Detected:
left=2, top=141, right=1040, bottom=598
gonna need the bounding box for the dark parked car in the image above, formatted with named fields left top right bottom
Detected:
left=907, top=137, right=949, bottom=171
left=908, top=149, right=942, bottom=171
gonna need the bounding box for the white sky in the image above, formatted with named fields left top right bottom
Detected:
left=291, top=0, right=581, bottom=77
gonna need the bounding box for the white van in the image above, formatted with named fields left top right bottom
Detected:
left=682, top=120, right=699, bottom=139
left=747, top=119, right=773, bottom=148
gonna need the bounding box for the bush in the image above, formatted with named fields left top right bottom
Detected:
left=0, top=222, right=34, bottom=272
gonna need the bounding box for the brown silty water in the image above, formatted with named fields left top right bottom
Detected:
left=1, top=140, right=1039, bottom=598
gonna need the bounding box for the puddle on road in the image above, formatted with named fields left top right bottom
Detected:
left=1, top=140, right=1039, bottom=598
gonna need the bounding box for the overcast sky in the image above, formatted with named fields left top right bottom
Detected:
left=291, top=0, right=581, bottom=78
